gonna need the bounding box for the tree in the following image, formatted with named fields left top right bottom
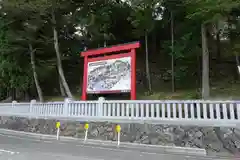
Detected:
left=184, top=0, right=240, bottom=99
left=0, top=0, right=46, bottom=101
left=128, top=0, right=163, bottom=93
left=0, top=12, right=35, bottom=100
left=3, top=0, right=77, bottom=98
left=29, top=43, right=44, bottom=102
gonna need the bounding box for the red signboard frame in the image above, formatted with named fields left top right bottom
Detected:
left=80, top=41, right=140, bottom=100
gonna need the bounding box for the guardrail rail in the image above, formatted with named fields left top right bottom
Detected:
left=0, top=98, right=240, bottom=127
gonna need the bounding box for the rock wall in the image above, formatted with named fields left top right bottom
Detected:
left=0, top=116, right=239, bottom=156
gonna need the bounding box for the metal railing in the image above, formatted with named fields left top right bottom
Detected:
left=0, top=98, right=240, bottom=127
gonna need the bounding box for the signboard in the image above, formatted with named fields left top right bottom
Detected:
left=87, top=57, right=131, bottom=93
left=81, top=41, right=140, bottom=100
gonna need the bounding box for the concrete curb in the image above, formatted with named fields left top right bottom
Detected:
left=0, top=128, right=207, bottom=156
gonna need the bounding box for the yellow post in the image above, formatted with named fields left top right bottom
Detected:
left=56, top=121, right=61, bottom=140
left=116, top=124, right=121, bottom=146
left=84, top=123, right=89, bottom=142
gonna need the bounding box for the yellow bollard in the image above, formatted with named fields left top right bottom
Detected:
left=115, top=124, right=121, bottom=146
left=84, top=123, right=89, bottom=142
left=56, top=121, right=61, bottom=140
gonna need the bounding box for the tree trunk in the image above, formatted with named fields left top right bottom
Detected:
left=59, top=75, right=66, bottom=96
left=171, top=11, right=175, bottom=92
left=216, top=32, right=221, bottom=60
left=235, top=55, right=240, bottom=77
left=51, top=11, right=73, bottom=98
left=29, top=43, right=44, bottom=102
left=236, top=55, right=240, bottom=66
left=201, top=24, right=210, bottom=99
left=228, top=17, right=239, bottom=78
left=15, top=89, right=22, bottom=100
left=104, top=41, right=107, bottom=47
left=145, top=32, right=152, bottom=92
left=215, top=22, right=221, bottom=61
left=11, top=88, right=16, bottom=100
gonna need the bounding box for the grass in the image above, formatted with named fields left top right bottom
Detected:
left=45, top=80, right=240, bottom=101
left=137, top=90, right=200, bottom=100
left=210, top=80, right=240, bottom=100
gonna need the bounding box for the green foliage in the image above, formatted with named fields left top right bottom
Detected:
left=0, top=0, right=240, bottom=100
left=128, top=0, right=163, bottom=37
left=0, top=26, right=32, bottom=90
left=184, top=0, right=240, bottom=22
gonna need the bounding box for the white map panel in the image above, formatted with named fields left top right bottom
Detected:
left=87, top=57, right=131, bottom=93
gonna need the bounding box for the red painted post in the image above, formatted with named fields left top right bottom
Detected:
left=81, top=56, right=88, bottom=100
left=130, top=49, right=136, bottom=100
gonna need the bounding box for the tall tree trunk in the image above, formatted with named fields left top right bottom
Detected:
left=104, top=41, right=107, bottom=47
left=215, top=22, right=221, bottom=61
left=29, top=43, right=44, bottom=102
left=171, top=11, right=175, bottom=92
left=227, top=17, right=239, bottom=78
left=15, top=89, right=22, bottom=100
left=51, top=11, right=73, bottom=98
left=145, top=32, right=152, bottom=92
left=11, top=88, right=16, bottom=100
left=216, top=32, right=221, bottom=60
left=59, top=75, right=65, bottom=96
left=235, top=55, right=240, bottom=77
left=201, top=24, right=210, bottom=99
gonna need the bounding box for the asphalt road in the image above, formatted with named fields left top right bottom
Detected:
left=0, top=130, right=231, bottom=160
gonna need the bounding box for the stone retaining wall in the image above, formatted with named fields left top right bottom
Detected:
left=0, top=116, right=239, bottom=156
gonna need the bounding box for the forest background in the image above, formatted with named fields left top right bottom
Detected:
left=0, top=0, right=240, bottom=102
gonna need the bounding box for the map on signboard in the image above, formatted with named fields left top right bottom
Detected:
left=87, top=57, right=131, bottom=93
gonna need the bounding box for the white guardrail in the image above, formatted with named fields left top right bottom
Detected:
left=0, top=98, right=240, bottom=127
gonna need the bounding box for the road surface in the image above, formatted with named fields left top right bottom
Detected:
left=0, top=130, right=230, bottom=160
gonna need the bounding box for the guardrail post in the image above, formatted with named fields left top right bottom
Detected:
left=11, top=101, right=17, bottom=115
left=98, top=97, right=105, bottom=117
left=30, top=100, right=36, bottom=117
left=63, top=98, right=71, bottom=117
left=12, top=100, right=17, bottom=108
